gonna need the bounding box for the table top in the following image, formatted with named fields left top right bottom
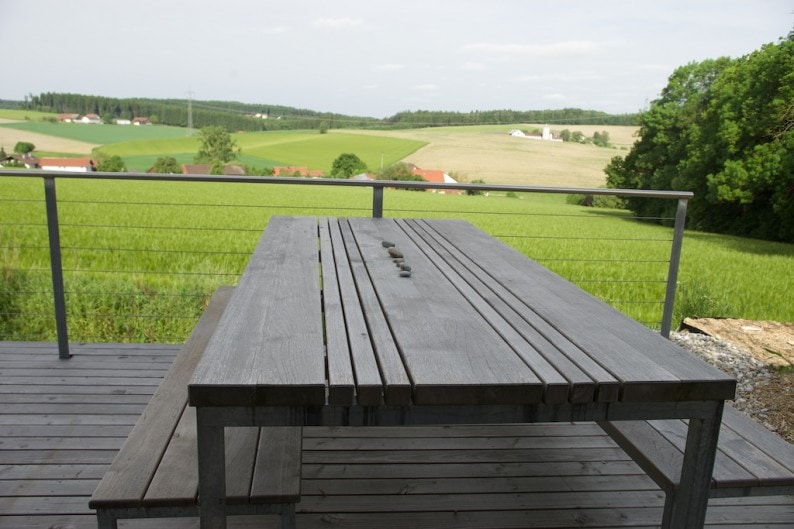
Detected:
left=188, top=216, right=735, bottom=409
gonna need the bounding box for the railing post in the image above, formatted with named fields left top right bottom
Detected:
left=661, top=198, right=688, bottom=339
left=372, top=185, right=383, bottom=218
left=43, top=176, right=70, bottom=359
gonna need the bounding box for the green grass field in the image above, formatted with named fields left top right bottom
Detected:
left=1, top=176, right=791, bottom=343
left=0, top=109, right=58, bottom=121
left=96, top=130, right=427, bottom=173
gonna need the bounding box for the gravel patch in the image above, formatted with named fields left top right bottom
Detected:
left=672, top=330, right=777, bottom=429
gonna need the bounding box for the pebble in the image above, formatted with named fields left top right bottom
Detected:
left=671, top=330, right=772, bottom=420
left=388, top=247, right=403, bottom=258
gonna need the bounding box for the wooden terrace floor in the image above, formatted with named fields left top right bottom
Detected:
left=1, top=342, right=792, bottom=529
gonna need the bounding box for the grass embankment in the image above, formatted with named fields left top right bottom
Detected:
left=1, top=176, right=791, bottom=343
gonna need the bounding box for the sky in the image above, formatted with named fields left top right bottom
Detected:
left=1, top=1, right=791, bottom=118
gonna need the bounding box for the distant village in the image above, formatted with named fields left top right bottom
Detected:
left=1, top=114, right=461, bottom=193
left=56, top=113, right=151, bottom=125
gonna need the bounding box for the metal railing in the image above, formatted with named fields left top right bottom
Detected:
left=0, top=169, right=692, bottom=359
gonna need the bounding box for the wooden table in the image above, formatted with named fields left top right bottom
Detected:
left=188, top=216, right=736, bottom=529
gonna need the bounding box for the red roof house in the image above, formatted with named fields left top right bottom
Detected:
left=39, top=157, right=96, bottom=172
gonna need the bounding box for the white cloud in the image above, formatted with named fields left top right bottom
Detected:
left=372, top=63, right=405, bottom=72
left=462, top=40, right=597, bottom=57
left=311, top=17, right=365, bottom=29
left=514, top=71, right=602, bottom=83
left=461, top=62, right=486, bottom=71
left=260, top=27, right=288, bottom=35
left=543, top=93, right=567, bottom=101
left=413, top=84, right=439, bottom=91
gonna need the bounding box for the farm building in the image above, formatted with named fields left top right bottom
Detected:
left=408, top=164, right=460, bottom=194
left=133, top=117, right=151, bottom=125
left=78, top=114, right=102, bottom=124
left=39, top=157, right=96, bottom=172
left=0, top=153, right=40, bottom=169
left=57, top=113, right=80, bottom=122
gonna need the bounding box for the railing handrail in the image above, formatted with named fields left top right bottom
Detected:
left=0, top=168, right=690, bottom=358
left=0, top=169, right=694, bottom=200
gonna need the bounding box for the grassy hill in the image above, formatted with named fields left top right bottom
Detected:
left=1, top=107, right=635, bottom=186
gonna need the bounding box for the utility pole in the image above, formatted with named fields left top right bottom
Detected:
left=187, top=89, right=194, bottom=135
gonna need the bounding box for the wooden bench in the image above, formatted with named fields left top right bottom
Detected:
left=89, top=287, right=302, bottom=529
left=601, top=405, right=794, bottom=529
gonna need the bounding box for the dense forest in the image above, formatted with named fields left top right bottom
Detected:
left=605, top=35, right=793, bottom=243
left=17, top=92, right=638, bottom=131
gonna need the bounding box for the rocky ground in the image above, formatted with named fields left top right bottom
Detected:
left=672, top=320, right=793, bottom=444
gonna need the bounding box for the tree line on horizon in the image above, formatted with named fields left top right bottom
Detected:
left=15, top=92, right=638, bottom=131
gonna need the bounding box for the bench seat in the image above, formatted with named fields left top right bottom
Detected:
left=89, top=287, right=301, bottom=529
left=601, top=405, right=794, bottom=528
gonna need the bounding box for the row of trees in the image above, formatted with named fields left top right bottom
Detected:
left=19, top=93, right=638, bottom=132
left=385, top=108, right=638, bottom=128
left=22, top=93, right=382, bottom=132
left=605, top=36, right=793, bottom=242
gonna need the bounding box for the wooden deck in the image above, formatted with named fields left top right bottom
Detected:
left=1, top=342, right=792, bottom=529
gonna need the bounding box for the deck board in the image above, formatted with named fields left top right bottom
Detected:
left=1, top=341, right=792, bottom=529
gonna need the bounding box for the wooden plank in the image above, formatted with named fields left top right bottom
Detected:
left=0, top=384, right=167, bottom=395
left=297, top=489, right=666, bottom=513
left=402, top=219, right=581, bottom=404
left=90, top=286, right=234, bottom=508
left=302, top=447, right=629, bottom=465
left=301, top=473, right=657, bottom=496
left=303, top=422, right=607, bottom=438
left=328, top=217, right=389, bottom=405
left=0, top=477, right=97, bottom=496
left=0, top=414, right=139, bottom=426
left=190, top=217, right=326, bottom=407
left=302, top=434, right=618, bottom=451
left=0, top=436, right=124, bottom=450
left=337, top=218, right=412, bottom=405
left=410, top=219, right=621, bottom=403
left=425, top=219, right=735, bottom=402
left=1, top=450, right=117, bottom=465
left=721, top=405, right=794, bottom=475
left=250, top=427, right=302, bottom=503
left=143, top=406, right=199, bottom=506
left=1, top=403, right=148, bottom=415
left=1, top=393, right=152, bottom=404
left=0, top=463, right=109, bottom=480
left=347, top=217, right=542, bottom=406
left=318, top=218, right=357, bottom=405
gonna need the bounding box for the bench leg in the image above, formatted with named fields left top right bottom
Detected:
left=660, top=489, right=675, bottom=529
left=197, top=409, right=227, bottom=529
left=281, top=504, right=296, bottom=529
left=668, top=401, right=724, bottom=529
left=95, top=510, right=118, bottom=529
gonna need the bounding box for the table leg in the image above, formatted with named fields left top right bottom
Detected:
left=197, top=408, right=227, bottom=529
left=668, top=400, right=724, bottom=529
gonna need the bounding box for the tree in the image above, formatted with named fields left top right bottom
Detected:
left=592, top=130, right=610, bottom=147
left=376, top=162, right=423, bottom=182
left=194, top=126, right=240, bottom=164
left=97, top=155, right=127, bottom=172
left=150, top=156, right=183, bottom=174
left=330, top=153, right=367, bottom=179
left=13, top=142, right=35, bottom=154
left=605, top=38, right=794, bottom=242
